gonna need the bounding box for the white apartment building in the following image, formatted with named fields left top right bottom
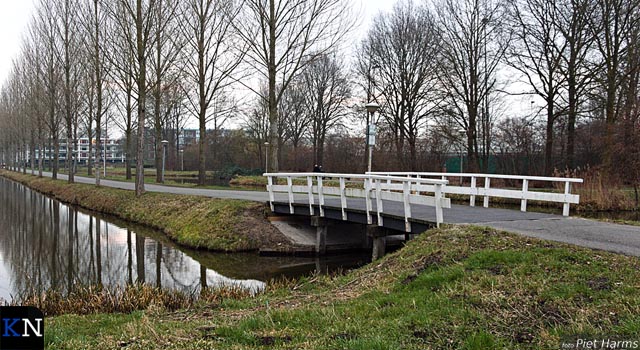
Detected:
left=34, top=137, right=125, bottom=163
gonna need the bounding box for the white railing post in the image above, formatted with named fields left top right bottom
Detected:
left=364, top=177, right=372, bottom=224
left=267, top=176, right=275, bottom=211
left=317, top=176, right=325, bottom=217
left=416, top=174, right=421, bottom=195
left=563, top=181, right=571, bottom=216
left=470, top=176, right=476, bottom=206
left=340, top=177, right=347, bottom=220
left=520, top=179, right=528, bottom=212
left=434, top=183, right=444, bottom=228
left=376, top=178, right=384, bottom=226
left=307, top=176, right=315, bottom=215
left=402, top=180, right=412, bottom=232
left=483, top=177, right=491, bottom=208
left=287, top=176, right=295, bottom=214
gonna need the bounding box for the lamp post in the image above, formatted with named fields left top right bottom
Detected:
left=161, top=140, right=169, bottom=183
left=264, top=142, right=270, bottom=172
left=179, top=149, right=184, bottom=172
left=365, top=102, right=380, bottom=173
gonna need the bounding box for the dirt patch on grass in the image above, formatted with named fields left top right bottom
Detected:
left=236, top=206, right=293, bottom=249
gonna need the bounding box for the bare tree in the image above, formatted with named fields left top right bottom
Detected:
left=589, top=0, right=640, bottom=171
left=150, top=0, right=181, bottom=183
left=53, top=0, right=83, bottom=183
left=181, top=0, right=244, bottom=185
left=301, top=54, right=350, bottom=167
left=555, top=0, right=594, bottom=169
left=280, top=80, right=308, bottom=170
left=112, top=0, right=159, bottom=196
left=82, top=0, right=111, bottom=185
left=235, top=0, right=355, bottom=172
left=35, top=0, right=63, bottom=179
left=106, top=0, right=138, bottom=180
left=364, top=0, right=441, bottom=169
left=436, top=0, right=509, bottom=172
left=507, top=0, right=565, bottom=175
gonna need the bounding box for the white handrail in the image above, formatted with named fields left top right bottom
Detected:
left=263, top=173, right=451, bottom=230
left=367, top=171, right=584, bottom=183
left=368, top=171, right=583, bottom=216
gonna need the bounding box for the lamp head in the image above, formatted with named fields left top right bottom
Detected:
left=365, top=102, right=380, bottom=114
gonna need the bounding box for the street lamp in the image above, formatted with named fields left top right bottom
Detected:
left=179, top=149, right=184, bottom=172
left=365, top=102, right=380, bottom=173
left=264, top=142, right=270, bottom=172
left=161, top=140, right=169, bottom=183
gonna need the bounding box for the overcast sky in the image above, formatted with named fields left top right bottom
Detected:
left=0, top=0, right=35, bottom=86
left=0, top=0, right=394, bottom=87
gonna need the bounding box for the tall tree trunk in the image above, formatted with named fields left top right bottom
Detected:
left=267, top=0, right=278, bottom=173
left=135, top=0, right=146, bottom=196
left=125, top=92, right=133, bottom=180
left=544, top=100, right=555, bottom=176
left=87, top=122, right=94, bottom=176
left=566, top=68, right=577, bottom=169
left=94, top=0, right=103, bottom=186
left=125, top=128, right=133, bottom=180
left=53, top=135, right=59, bottom=180
left=198, top=113, right=207, bottom=185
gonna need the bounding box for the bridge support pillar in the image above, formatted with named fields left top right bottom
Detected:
left=311, top=216, right=333, bottom=255
left=367, top=225, right=387, bottom=261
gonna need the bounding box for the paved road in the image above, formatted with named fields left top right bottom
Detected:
left=41, top=171, right=271, bottom=201
left=18, top=171, right=640, bottom=257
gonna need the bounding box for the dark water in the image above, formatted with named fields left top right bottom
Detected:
left=0, top=177, right=369, bottom=302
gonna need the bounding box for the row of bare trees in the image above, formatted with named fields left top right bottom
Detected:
left=348, top=0, right=638, bottom=183
left=1, top=0, right=639, bottom=192
left=0, top=0, right=355, bottom=195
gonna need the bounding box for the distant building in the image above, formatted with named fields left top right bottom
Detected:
left=32, top=137, right=125, bottom=163
left=179, top=129, right=200, bottom=147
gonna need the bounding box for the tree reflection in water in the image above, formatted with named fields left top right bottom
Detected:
left=0, top=178, right=264, bottom=302
left=0, top=177, right=370, bottom=303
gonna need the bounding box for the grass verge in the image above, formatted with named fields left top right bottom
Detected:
left=0, top=170, right=290, bottom=252
left=45, top=225, right=640, bottom=349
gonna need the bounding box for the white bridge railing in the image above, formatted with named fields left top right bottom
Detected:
left=368, top=172, right=583, bottom=216
left=263, top=173, right=451, bottom=231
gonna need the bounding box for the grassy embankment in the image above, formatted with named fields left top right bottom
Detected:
left=0, top=170, right=288, bottom=252
left=44, top=225, right=640, bottom=349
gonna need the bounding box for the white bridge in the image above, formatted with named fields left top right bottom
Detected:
left=264, top=171, right=583, bottom=234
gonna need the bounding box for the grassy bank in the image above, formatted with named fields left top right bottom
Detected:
left=0, top=170, right=290, bottom=252
left=45, top=225, right=640, bottom=349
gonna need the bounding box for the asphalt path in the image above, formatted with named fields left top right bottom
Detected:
left=20, top=171, right=640, bottom=257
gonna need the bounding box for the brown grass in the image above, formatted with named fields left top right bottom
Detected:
left=13, top=284, right=253, bottom=316
left=556, top=167, right=638, bottom=211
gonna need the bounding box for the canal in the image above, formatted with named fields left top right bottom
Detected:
left=0, top=177, right=369, bottom=302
